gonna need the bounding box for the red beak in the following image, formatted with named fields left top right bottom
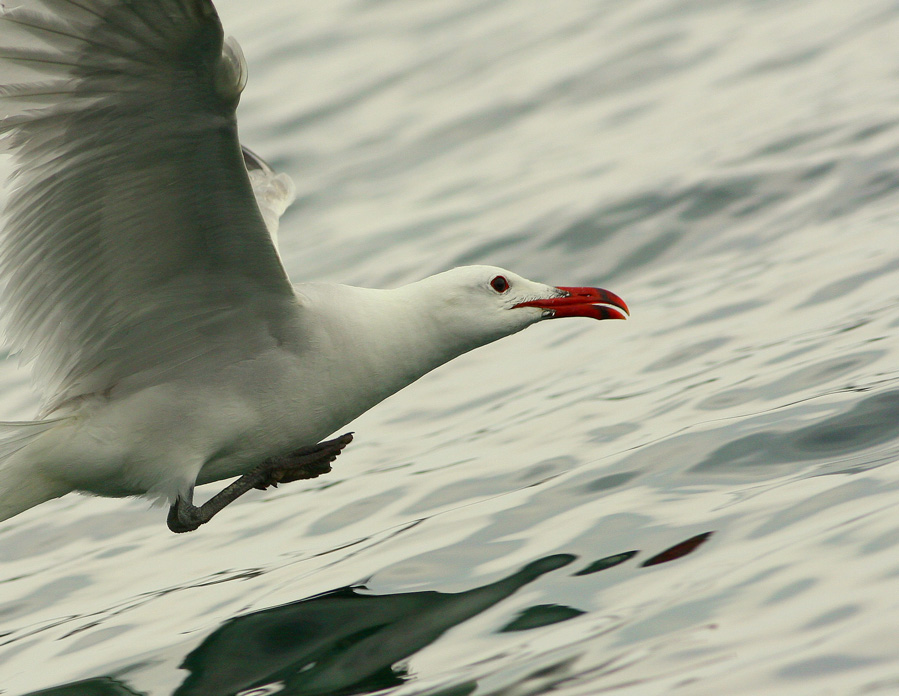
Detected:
left=513, top=286, right=629, bottom=321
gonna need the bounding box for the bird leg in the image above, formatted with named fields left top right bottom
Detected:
left=167, top=432, right=354, bottom=533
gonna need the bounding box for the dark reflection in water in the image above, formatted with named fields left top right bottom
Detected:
left=25, top=678, right=140, bottom=696
left=573, top=550, right=639, bottom=575
left=173, top=554, right=574, bottom=696
left=500, top=604, right=585, bottom=632
left=23, top=533, right=719, bottom=696
left=20, top=556, right=575, bottom=696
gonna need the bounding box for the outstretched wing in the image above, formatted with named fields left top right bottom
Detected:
left=0, top=0, right=297, bottom=414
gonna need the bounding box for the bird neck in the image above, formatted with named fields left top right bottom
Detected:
left=294, top=282, right=486, bottom=431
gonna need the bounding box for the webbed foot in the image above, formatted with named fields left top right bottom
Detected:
left=252, top=432, right=353, bottom=490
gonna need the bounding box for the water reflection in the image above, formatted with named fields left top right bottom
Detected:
left=24, top=679, right=140, bottom=696
left=641, top=532, right=713, bottom=567
left=173, top=554, right=575, bottom=696
left=23, top=536, right=718, bottom=696
left=573, top=550, right=639, bottom=575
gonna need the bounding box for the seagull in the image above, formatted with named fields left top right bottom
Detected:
left=0, top=0, right=627, bottom=533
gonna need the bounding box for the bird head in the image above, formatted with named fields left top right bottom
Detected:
left=418, top=265, right=628, bottom=349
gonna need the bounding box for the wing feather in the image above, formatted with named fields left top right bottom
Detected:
left=242, top=146, right=296, bottom=254
left=0, top=0, right=297, bottom=414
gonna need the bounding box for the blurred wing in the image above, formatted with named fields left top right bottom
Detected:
left=242, top=146, right=296, bottom=254
left=0, top=0, right=297, bottom=413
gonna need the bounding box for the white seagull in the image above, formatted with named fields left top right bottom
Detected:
left=0, top=0, right=628, bottom=533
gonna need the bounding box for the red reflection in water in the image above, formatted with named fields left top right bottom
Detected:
left=641, top=531, right=714, bottom=567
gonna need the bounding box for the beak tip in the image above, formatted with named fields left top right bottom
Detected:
left=603, top=307, right=628, bottom=321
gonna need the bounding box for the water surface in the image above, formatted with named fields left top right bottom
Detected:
left=2, top=0, right=899, bottom=694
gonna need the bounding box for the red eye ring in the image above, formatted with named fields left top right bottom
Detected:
left=490, top=275, right=510, bottom=293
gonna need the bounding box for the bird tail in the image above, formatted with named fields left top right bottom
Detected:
left=0, top=419, right=69, bottom=523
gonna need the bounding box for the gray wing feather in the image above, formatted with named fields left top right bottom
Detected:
left=0, top=0, right=296, bottom=414
left=242, top=146, right=296, bottom=253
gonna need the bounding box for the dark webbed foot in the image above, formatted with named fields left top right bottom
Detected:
left=167, top=432, right=354, bottom=533
left=252, top=432, right=354, bottom=490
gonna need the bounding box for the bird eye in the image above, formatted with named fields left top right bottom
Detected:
left=490, top=275, right=510, bottom=293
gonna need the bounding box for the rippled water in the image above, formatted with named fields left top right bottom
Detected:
left=2, top=0, right=899, bottom=694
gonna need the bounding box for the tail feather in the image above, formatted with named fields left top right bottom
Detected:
left=0, top=418, right=69, bottom=522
